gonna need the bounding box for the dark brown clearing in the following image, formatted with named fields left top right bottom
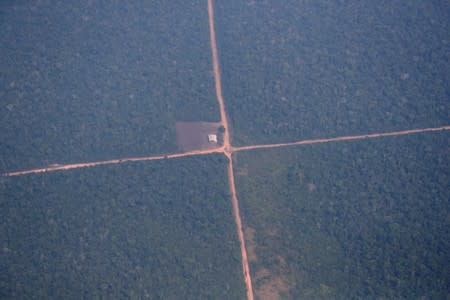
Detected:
left=175, top=121, right=221, bottom=151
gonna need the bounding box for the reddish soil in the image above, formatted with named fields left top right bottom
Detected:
left=208, top=0, right=254, bottom=298
left=227, top=155, right=255, bottom=300
left=207, top=0, right=230, bottom=154
left=3, top=148, right=224, bottom=177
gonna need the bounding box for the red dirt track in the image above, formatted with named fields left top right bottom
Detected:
left=207, top=0, right=254, bottom=298
left=3, top=148, right=223, bottom=177
left=234, top=125, right=450, bottom=153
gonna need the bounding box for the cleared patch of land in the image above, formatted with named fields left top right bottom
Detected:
left=0, top=1, right=219, bottom=173
left=176, top=121, right=221, bottom=151
left=215, top=1, right=450, bottom=145
left=234, top=131, right=450, bottom=299
left=0, top=155, right=246, bottom=299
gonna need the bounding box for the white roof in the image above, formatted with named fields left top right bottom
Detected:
left=208, top=134, right=218, bottom=143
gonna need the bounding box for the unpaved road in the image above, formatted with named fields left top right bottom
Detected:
left=226, top=154, right=254, bottom=299
left=207, top=0, right=231, bottom=154
left=234, top=126, right=450, bottom=153
left=6, top=125, right=449, bottom=177
left=207, top=0, right=254, bottom=299
left=3, top=148, right=223, bottom=177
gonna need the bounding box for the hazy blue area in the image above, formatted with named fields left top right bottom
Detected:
left=0, top=1, right=218, bottom=173
left=215, top=0, right=450, bottom=145
left=1, top=155, right=246, bottom=299
left=1, top=1, right=449, bottom=299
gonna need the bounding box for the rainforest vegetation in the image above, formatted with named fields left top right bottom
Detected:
left=0, top=0, right=219, bottom=173
left=0, top=155, right=246, bottom=299
left=1, top=1, right=449, bottom=298
left=215, top=0, right=450, bottom=145
left=234, top=131, right=450, bottom=299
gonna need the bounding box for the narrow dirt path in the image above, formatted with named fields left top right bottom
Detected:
left=235, top=125, right=450, bottom=153
left=207, top=0, right=230, bottom=154
left=3, top=148, right=223, bottom=177
left=226, top=153, right=254, bottom=299
left=207, top=0, right=254, bottom=299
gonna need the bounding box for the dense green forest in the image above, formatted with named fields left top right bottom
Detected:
left=215, top=0, right=450, bottom=145
left=234, top=131, right=450, bottom=298
left=0, top=155, right=246, bottom=299
left=0, top=1, right=219, bottom=173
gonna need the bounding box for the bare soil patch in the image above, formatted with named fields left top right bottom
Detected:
left=255, top=272, right=290, bottom=300
left=252, top=244, right=291, bottom=299
left=245, top=227, right=258, bottom=262
left=175, top=121, right=221, bottom=151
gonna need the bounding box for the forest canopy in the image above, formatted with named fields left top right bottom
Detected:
left=0, top=1, right=219, bottom=173
left=0, top=155, right=246, bottom=299
left=234, top=131, right=450, bottom=298
left=215, top=0, right=450, bottom=145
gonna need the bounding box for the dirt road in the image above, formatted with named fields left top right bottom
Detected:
left=226, top=154, right=254, bottom=299
left=207, top=0, right=231, bottom=154
left=235, top=125, right=450, bottom=153
left=4, top=125, right=450, bottom=177
left=3, top=148, right=223, bottom=177
left=207, top=0, right=254, bottom=298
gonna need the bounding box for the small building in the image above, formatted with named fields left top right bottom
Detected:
left=208, top=134, right=218, bottom=144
